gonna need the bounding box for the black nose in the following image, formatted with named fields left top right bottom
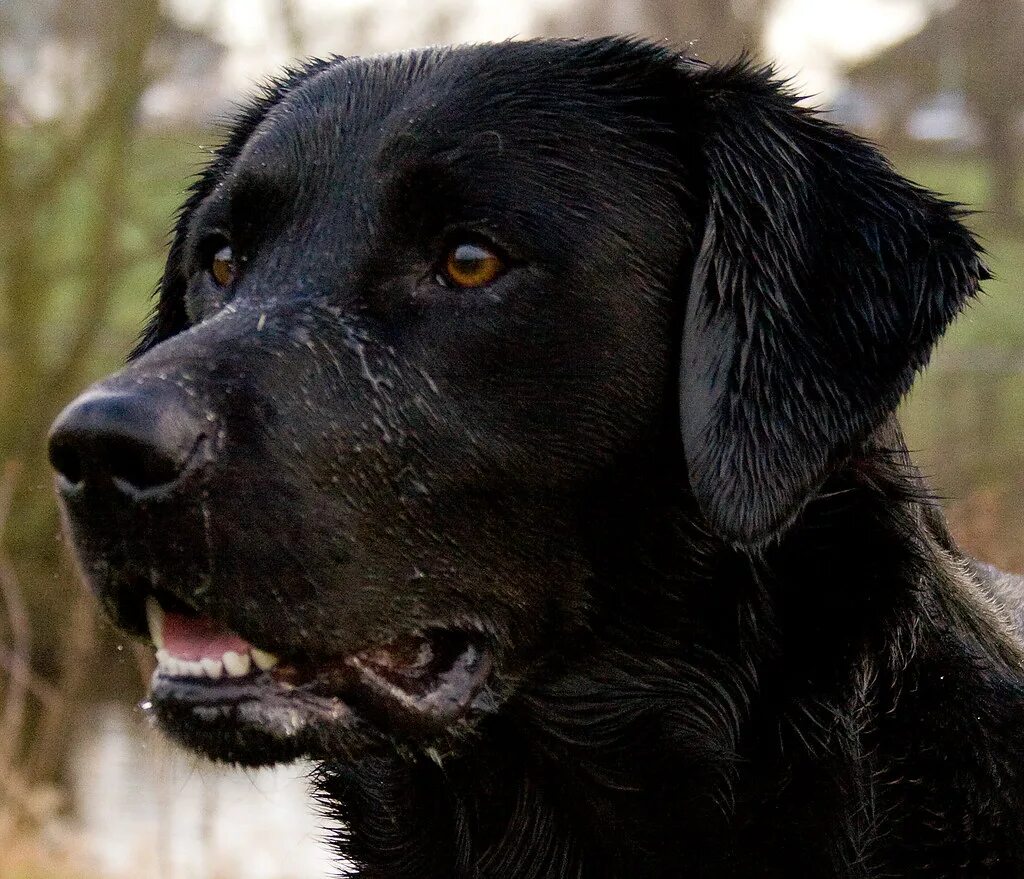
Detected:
left=48, top=387, right=208, bottom=495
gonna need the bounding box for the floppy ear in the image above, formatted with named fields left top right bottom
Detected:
left=679, top=61, right=986, bottom=545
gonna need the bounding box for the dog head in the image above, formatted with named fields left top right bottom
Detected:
left=49, top=38, right=983, bottom=765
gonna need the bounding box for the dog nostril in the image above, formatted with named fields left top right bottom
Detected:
left=103, top=433, right=189, bottom=491
left=48, top=389, right=206, bottom=495
left=48, top=435, right=85, bottom=487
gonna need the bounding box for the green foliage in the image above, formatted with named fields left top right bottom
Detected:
left=896, top=153, right=1024, bottom=348
left=22, top=130, right=207, bottom=377
left=895, top=152, right=1024, bottom=572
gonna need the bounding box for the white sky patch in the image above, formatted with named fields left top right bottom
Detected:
left=767, top=0, right=928, bottom=99
left=178, top=0, right=574, bottom=92
left=165, top=0, right=931, bottom=101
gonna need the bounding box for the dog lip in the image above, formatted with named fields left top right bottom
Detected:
left=348, top=630, right=493, bottom=722
left=144, top=670, right=357, bottom=751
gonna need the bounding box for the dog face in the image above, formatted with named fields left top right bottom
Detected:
left=49, top=39, right=983, bottom=766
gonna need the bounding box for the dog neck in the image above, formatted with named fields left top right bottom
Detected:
left=315, top=427, right=1024, bottom=878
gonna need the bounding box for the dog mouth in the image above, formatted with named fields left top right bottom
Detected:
left=142, top=596, right=495, bottom=764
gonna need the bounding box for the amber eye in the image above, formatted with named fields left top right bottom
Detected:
left=441, top=242, right=504, bottom=288
left=209, top=244, right=237, bottom=287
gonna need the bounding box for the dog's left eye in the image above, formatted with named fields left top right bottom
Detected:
left=208, top=244, right=237, bottom=288
left=437, top=242, right=505, bottom=289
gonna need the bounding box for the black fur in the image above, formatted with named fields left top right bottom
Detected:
left=53, top=38, right=1024, bottom=877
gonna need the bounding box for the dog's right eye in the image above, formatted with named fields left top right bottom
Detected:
left=208, top=244, right=237, bottom=288
left=437, top=241, right=506, bottom=289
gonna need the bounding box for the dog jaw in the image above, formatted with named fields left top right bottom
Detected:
left=142, top=594, right=496, bottom=764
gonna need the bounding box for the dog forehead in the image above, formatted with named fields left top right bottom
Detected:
left=232, top=51, right=442, bottom=176
left=235, top=42, right=671, bottom=183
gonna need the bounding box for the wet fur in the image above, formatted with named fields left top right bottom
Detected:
left=131, top=39, right=1024, bottom=877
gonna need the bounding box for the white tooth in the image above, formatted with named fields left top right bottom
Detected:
left=201, top=657, right=223, bottom=679
left=222, top=650, right=251, bottom=677
left=250, top=648, right=279, bottom=672
left=146, top=598, right=165, bottom=650
left=184, top=660, right=205, bottom=677
left=164, top=657, right=181, bottom=676
left=155, top=648, right=170, bottom=670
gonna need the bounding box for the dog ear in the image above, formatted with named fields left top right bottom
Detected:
left=678, top=61, right=986, bottom=546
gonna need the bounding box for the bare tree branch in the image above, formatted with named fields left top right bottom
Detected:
left=0, top=644, right=59, bottom=711
left=19, top=86, right=121, bottom=206
left=0, top=462, right=29, bottom=777
left=0, top=0, right=172, bottom=802
left=0, top=80, right=13, bottom=215
left=27, top=579, right=95, bottom=782
left=47, top=0, right=162, bottom=405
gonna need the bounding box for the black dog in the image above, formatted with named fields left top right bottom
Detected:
left=49, top=38, right=1024, bottom=877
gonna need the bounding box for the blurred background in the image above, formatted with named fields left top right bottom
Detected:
left=0, top=0, right=1022, bottom=875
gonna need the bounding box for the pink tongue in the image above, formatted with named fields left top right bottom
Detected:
left=163, top=612, right=251, bottom=662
